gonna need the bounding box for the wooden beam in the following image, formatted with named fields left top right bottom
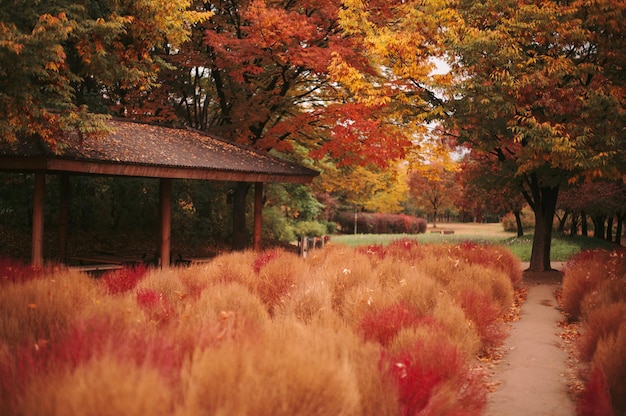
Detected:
left=159, top=178, right=172, bottom=268
left=253, top=182, right=263, bottom=251
left=32, top=173, right=45, bottom=267
left=19, top=158, right=317, bottom=184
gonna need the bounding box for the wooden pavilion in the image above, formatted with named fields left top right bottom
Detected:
left=0, top=118, right=318, bottom=267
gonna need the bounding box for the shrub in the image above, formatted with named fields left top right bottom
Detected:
left=293, top=220, right=328, bottom=238
left=501, top=209, right=534, bottom=233
left=359, top=302, right=434, bottom=346
left=383, top=331, right=486, bottom=415
left=578, top=303, right=626, bottom=362
left=562, top=249, right=626, bottom=321
left=0, top=243, right=513, bottom=415
left=0, top=257, right=44, bottom=285
left=16, top=356, right=173, bottom=416
left=593, top=323, right=626, bottom=414
left=578, top=365, right=615, bottom=416
left=334, top=212, right=427, bottom=234
left=567, top=248, right=626, bottom=415
left=100, top=264, right=148, bottom=295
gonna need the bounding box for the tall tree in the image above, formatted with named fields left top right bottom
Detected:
left=408, top=162, right=459, bottom=228
left=127, top=0, right=420, bottom=248
left=442, top=0, right=625, bottom=271
left=337, top=0, right=624, bottom=270
left=457, top=154, right=527, bottom=235
left=0, top=0, right=210, bottom=147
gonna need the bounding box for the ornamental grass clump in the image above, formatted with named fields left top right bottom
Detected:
left=563, top=248, right=626, bottom=415
left=0, top=243, right=514, bottom=415
left=561, top=249, right=626, bottom=321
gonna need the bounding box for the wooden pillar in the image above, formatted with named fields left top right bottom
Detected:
left=32, top=173, right=45, bottom=267
left=159, top=178, right=172, bottom=268
left=253, top=182, right=263, bottom=251
left=58, top=174, right=70, bottom=263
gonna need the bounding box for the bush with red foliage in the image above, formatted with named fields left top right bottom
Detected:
left=457, top=289, right=506, bottom=352
left=253, top=249, right=280, bottom=273
left=382, top=337, right=485, bottom=415
left=0, top=318, right=112, bottom=409
left=136, top=289, right=174, bottom=325
left=0, top=257, right=43, bottom=285
left=359, top=302, right=441, bottom=346
left=335, top=212, right=427, bottom=234
left=578, top=366, right=614, bottom=416
left=100, top=264, right=148, bottom=295
left=452, top=241, right=522, bottom=288
left=562, top=249, right=626, bottom=321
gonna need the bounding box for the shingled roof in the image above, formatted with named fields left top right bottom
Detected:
left=0, top=119, right=318, bottom=183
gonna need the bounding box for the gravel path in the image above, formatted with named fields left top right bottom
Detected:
left=485, top=263, right=576, bottom=416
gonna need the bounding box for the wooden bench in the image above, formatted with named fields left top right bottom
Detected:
left=70, top=255, right=143, bottom=266
left=71, top=264, right=124, bottom=274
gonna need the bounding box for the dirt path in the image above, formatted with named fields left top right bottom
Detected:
left=485, top=263, right=576, bottom=416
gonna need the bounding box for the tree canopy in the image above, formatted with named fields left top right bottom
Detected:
left=337, top=0, right=625, bottom=270
left=0, top=0, right=210, bottom=149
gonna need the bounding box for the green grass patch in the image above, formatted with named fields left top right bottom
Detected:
left=331, top=233, right=617, bottom=262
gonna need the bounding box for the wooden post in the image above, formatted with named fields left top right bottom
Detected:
left=58, top=174, right=70, bottom=263
left=253, top=182, right=263, bottom=251
left=32, top=173, right=45, bottom=267
left=159, top=178, right=172, bottom=268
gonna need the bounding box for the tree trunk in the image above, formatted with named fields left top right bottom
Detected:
left=557, top=210, right=569, bottom=235
left=525, top=175, right=559, bottom=272
left=514, top=210, right=524, bottom=237
left=232, top=182, right=250, bottom=250
left=592, top=215, right=606, bottom=240
left=581, top=211, right=588, bottom=236
left=606, top=216, right=614, bottom=242
left=569, top=212, right=579, bottom=236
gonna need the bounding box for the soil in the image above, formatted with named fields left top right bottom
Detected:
left=485, top=263, right=580, bottom=416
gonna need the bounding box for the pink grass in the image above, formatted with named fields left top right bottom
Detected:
left=458, top=289, right=507, bottom=351
left=101, top=264, right=148, bottom=295
left=0, top=257, right=43, bottom=285
left=578, top=365, right=615, bottom=416
left=359, top=302, right=441, bottom=346
left=136, top=289, right=174, bottom=325
left=382, top=337, right=485, bottom=415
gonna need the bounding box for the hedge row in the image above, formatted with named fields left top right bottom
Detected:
left=335, top=212, right=427, bottom=234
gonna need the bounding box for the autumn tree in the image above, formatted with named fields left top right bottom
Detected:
left=559, top=180, right=626, bottom=245
left=408, top=162, right=459, bottom=228
left=0, top=0, right=210, bottom=147
left=457, top=154, right=527, bottom=235
left=440, top=0, right=625, bottom=271
left=337, top=0, right=624, bottom=270
left=126, top=0, right=422, bottom=248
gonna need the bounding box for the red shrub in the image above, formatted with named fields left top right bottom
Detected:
left=136, top=289, right=174, bottom=325
left=562, top=249, right=626, bottom=321
left=578, top=304, right=625, bottom=362
left=458, top=289, right=506, bottom=352
left=359, top=302, right=440, bottom=346
left=100, top=264, right=148, bottom=295
left=453, top=242, right=522, bottom=288
left=0, top=318, right=112, bottom=411
left=0, top=257, right=43, bottom=285
left=381, top=338, right=485, bottom=415
left=358, top=244, right=386, bottom=259
left=578, top=365, right=614, bottom=416
left=253, top=249, right=280, bottom=273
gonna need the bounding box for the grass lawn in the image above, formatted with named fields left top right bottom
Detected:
left=330, top=222, right=618, bottom=262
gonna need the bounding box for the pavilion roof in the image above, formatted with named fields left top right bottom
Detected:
left=0, top=119, right=318, bottom=183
